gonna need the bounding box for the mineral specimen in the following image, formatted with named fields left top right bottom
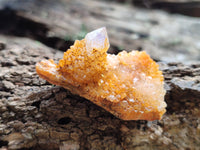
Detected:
left=36, top=27, right=167, bottom=121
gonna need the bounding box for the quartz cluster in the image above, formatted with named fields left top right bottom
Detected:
left=36, top=27, right=167, bottom=121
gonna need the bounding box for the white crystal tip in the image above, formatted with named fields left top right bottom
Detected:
left=85, top=27, right=110, bottom=52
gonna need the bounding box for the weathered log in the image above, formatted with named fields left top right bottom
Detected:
left=0, top=0, right=200, bottom=63
left=0, top=0, right=200, bottom=149
left=132, top=0, right=200, bottom=17
left=0, top=35, right=200, bottom=150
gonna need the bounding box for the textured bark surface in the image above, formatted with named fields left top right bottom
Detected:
left=0, top=34, right=200, bottom=150
left=0, top=0, right=200, bottom=150
left=0, top=0, right=200, bottom=63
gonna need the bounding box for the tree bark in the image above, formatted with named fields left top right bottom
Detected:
left=0, top=0, right=200, bottom=63
left=0, top=0, right=200, bottom=150
left=0, top=34, right=200, bottom=150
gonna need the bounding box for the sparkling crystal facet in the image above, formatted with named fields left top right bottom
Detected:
left=85, top=27, right=110, bottom=53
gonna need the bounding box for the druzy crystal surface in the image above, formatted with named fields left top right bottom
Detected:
left=36, top=27, right=167, bottom=121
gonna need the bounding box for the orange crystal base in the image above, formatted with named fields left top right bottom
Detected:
left=36, top=28, right=166, bottom=121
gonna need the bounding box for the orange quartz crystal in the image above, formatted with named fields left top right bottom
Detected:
left=36, top=27, right=167, bottom=121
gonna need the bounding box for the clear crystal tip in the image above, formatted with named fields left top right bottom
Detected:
left=85, top=27, right=110, bottom=52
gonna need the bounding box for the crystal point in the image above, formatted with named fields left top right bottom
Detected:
left=85, top=27, right=110, bottom=52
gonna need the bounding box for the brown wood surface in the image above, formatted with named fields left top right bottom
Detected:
left=0, top=0, right=200, bottom=149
